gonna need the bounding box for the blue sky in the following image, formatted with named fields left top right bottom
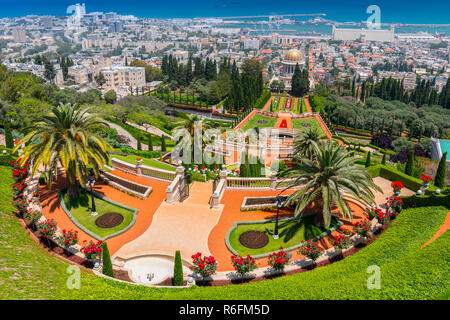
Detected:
left=0, top=0, right=449, bottom=24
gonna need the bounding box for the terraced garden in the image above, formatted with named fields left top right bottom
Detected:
left=1, top=162, right=448, bottom=299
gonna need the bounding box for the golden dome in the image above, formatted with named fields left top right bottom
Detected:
left=284, top=49, right=303, bottom=62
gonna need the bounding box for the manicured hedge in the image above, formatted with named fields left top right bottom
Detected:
left=368, top=164, right=422, bottom=191
left=254, top=90, right=271, bottom=109
left=401, top=194, right=450, bottom=209
left=0, top=154, right=15, bottom=166
left=117, top=148, right=161, bottom=159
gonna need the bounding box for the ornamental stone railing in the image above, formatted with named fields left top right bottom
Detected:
left=111, top=158, right=176, bottom=182
left=165, top=166, right=185, bottom=203
left=100, top=170, right=152, bottom=199
left=209, top=168, right=227, bottom=209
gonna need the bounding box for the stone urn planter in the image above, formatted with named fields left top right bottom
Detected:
left=393, top=188, right=401, bottom=196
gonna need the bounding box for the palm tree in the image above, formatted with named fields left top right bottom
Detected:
left=278, top=140, right=381, bottom=227
left=293, top=127, right=324, bottom=160
left=13, top=103, right=111, bottom=199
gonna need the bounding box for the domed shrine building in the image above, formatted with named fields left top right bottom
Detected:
left=280, top=48, right=306, bottom=90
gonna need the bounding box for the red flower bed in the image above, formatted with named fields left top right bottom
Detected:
left=375, top=210, right=391, bottom=225
left=420, top=174, right=432, bottom=183
left=23, top=209, right=42, bottom=224
left=268, top=248, right=291, bottom=271
left=56, top=229, right=78, bottom=248
left=81, top=240, right=103, bottom=260
left=298, top=240, right=324, bottom=261
left=385, top=196, right=403, bottom=215
left=353, top=219, right=372, bottom=238
left=331, top=235, right=352, bottom=252
left=190, top=252, right=218, bottom=278
left=37, top=219, right=58, bottom=239
left=231, top=254, right=257, bottom=276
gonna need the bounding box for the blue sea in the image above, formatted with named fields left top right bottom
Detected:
left=0, top=0, right=449, bottom=24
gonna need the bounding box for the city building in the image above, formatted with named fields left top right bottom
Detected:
left=376, top=71, right=417, bottom=89
left=11, top=28, right=26, bottom=43
left=332, top=26, right=395, bottom=42
left=102, top=66, right=146, bottom=91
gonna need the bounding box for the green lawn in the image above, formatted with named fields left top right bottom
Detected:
left=0, top=163, right=448, bottom=300
left=240, top=114, right=277, bottom=132
left=228, top=216, right=338, bottom=256
left=109, top=154, right=176, bottom=172
left=292, top=117, right=325, bottom=134
left=62, top=189, right=136, bottom=240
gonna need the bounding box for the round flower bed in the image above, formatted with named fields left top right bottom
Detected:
left=238, top=231, right=269, bottom=249
left=94, top=212, right=124, bottom=228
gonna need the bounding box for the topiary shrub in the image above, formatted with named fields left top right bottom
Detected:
left=381, top=153, right=386, bottom=165
left=365, top=152, right=371, bottom=167
left=137, top=135, right=142, bottom=151
left=434, top=152, right=447, bottom=188
left=102, top=242, right=114, bottom=278
left=148, top=134, right=153, bottom=152
left=161, top=135, right=166, bottom=152
left=4, top=123, right=14, bottom=149
left=405, top=150, right=414, bottom=176
left=173, top=250, right=184, bottom=286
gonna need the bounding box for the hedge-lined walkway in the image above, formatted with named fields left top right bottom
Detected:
left=39, top=170, right=169, bottom=255
left=208, top=188, right=367, bottom=271
left=303, top=97, right=312, bottom=112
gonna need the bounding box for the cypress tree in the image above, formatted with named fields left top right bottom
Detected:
left=148, top=134, right=153, bottom=151
left=102, top=242, right=114, bottom=278
left=161, top=135, right=166, bottom=152
left=405, top=150, right=414, bottom=176
left=173, top=250, right=184, bottom=286
left=4, top=122, right=13, bottom=149
left=365, top=152, right=371, bottom=167
left=137, top=135, right=142, bottom=151
left=434, top=152, right=447, bottom=188
left=381, top=153, right=386, bottom=165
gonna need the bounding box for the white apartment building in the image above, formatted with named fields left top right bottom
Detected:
left=102, top=66, right=145, bottom=91
left=376, top=71, right=417, bottom=89
left=68, top=65, right=89, bottom=84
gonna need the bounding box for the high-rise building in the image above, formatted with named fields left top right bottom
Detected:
left=41, top=16, right=53, bottom=29
left=11, top=28, right=26, bottom=43
left=109, top=21, right=123, bottom=33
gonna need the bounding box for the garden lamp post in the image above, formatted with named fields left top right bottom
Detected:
left=273, top=196, right=283, bottom=239
left=86, top=175, right=97, bottom=216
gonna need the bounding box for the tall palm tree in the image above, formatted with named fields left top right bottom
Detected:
left=278, top=140, right=381, bottom=227
left=293, top=127, right=324, bottom=160
left=13, top=103, right=111, bottom=199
